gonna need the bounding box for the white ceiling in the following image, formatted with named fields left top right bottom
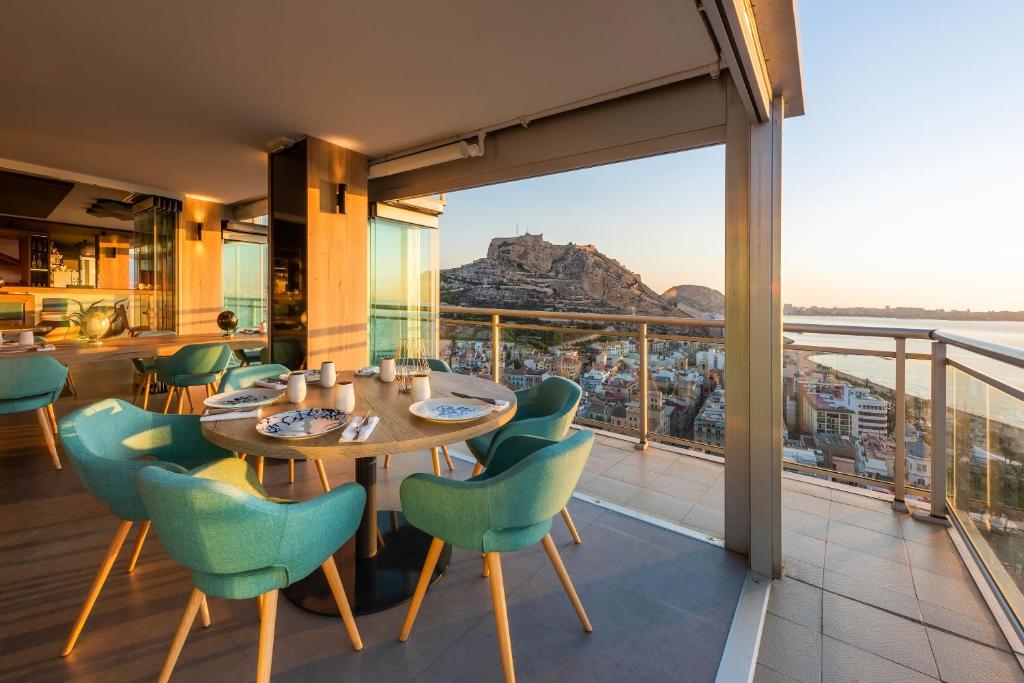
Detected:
left=0, top=0, right=719, bottom=204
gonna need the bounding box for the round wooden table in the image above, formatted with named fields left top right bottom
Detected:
left=201, top=371, right=516, bottom=616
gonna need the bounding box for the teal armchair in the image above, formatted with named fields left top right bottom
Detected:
left=399, top=430, right=595, bottom=683
left=216, top=363, right=295, bottom=484
left=135, top=458, right=365, bottom=683
left=0, top=355, right=68, bottom=469
left=156, top=342, right=233, bottom=414
left=384, top=357, right=455, bottom=474
left=57, top=398, right=231, bottom=656
left=466, top=375, right=584, bottom=543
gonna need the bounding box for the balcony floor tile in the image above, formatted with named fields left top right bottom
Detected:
left=821, top=635, right=938, bottom=683
left=927, top=627, right=1024, bottom=683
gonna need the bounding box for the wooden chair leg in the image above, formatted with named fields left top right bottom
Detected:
left=62, top=520, right=133, bottom=656
left=471, top=462, right=484, bottom=477
left=482, top=553, right=489, bottom=577
left=163, top=386, right=176, bottom=414
left=560, top=508, right=582, bottom=544
left=540, top=534, right=592, bottom=632
left=35, top=407, right=61, bottom=470
left=127, top=520, right=151, bottom=573
left=157, top=587, right=204, bottom=683
left=199, top=596, right=212, bottom=628
left=321, top=556, right=363, bottom=651
left=256, top=589, right=279, bottom=683
left=65, top=366, right=78, bottom=397
left=383, top=454, right=391, bottom=468
left=288, top=459, right=295, bottom=484
left=431, top=448, right=441, bottom=476
left=205, top=383, right=214, bottom=398
left=133, top=378, right=145, bottom=405
left=141, top=374, right=152, bottom=411
left=486, top=553, right=516, bottom=683
left=315, top=460, right=331, bottom=491
left=185, top=387, right=194, bottom=412
left=47, top=403, right=58, bottom=433
left=176, top=387, right=186, bottom=414
left=239, top=452, right=247, bottom=461
left=399, top=537, right=444, bottom=641
left=255, top=456, right=265, bottom=483
left=441, top=445, right=455, bottom=471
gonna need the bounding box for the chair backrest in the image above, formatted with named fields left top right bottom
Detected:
left=0, top=355, right=68, bottom=402
left=157, top=342, right=233, bottom=378
left=218, top=363, right=290, bottom=393
left=516, top=376, right=582, bottom=429
left=134, top=465, right=287, bottom=576
left=59, top=398, right=230, bottom=520
left=487, top=430, right=593, bottom=531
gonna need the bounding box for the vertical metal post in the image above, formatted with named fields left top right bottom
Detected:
left=637, top=322, right=649, bottom=450
left=892, top=338, right=908, bottom=511
left=929, top=341, right=947, bottom=518
left=491, top=314, right=501, bottom=384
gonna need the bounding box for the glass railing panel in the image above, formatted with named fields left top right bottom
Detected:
left=648, top=339, right=725, bottom=455
left=947, top=364, right=1024, bottom=624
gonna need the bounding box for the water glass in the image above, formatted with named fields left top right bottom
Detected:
left=335, top=381, right=356, bottom=413
left=380, top=357, right=396, bottom=383
left=18, top=331, right=34, bottom=347
left=411, top=373, right=431, bottom=402
left=320, top=361, right=336, bottom=388
left=286, top=371, right=307, bottom=404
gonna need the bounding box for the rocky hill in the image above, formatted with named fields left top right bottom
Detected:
left=441, top=234, right=681, bottom=316
left=661, top=284, right=725, bottom=317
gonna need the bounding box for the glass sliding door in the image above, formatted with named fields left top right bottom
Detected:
left=222, top=240, right=268, bottom=328
left=368, top=216, right=438, bottom=362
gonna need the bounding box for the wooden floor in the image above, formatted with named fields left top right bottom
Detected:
left=0, top=384, right=747, bottom=682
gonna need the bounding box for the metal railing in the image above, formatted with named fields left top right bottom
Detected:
left=441, top=304, right=1024, bottom=632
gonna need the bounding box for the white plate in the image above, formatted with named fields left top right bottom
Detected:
left=409, top=398, right=493, bottom=423
left=256, top=408, right=349, bottom=438
left=279, top=370, right=321, bottom=384
left=204, top=387, right=283, bottom=410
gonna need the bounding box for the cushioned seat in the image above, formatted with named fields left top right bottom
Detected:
left=135, top=458, right=365, bottom=682
left=399, top=431, right=595, bottom=682
left=0, top=354, right=68, bottom=469
left=57, top=398, right=231, bottom=655
left=156, top=342, right=234, bottom=414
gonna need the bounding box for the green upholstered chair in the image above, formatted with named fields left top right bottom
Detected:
left=216, top=363, right=303, bottom=485
left=156, top=342, right=234, bottom=414
left=383, top=358, right=456, bottom=474
left=466, top=375, right=584, bottom=544
left=0, top=355, right=68, bottom=469
left=130, top=331, right=177, bottom=410
left=399, top=430, right=595, bottom=683
left=58, top=398, right=232, bottom=656
left=134, top=458, right=365, bottom=683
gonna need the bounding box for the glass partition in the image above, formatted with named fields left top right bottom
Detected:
left=368, top=216, right=438, bottom=361
left=222, top=240, right=268, bottom=328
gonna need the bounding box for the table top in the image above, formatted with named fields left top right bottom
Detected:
left=201, top=371, right=517, bottom=460
left=0, top=332, right=266, bottom=365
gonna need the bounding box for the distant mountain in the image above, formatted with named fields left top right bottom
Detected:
left=783, top=304, right=1024, bottom=322
left=661, top=284, right=725, bottom=317
left=441, top=234, right=681, bottom=317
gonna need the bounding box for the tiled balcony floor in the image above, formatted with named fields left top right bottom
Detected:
left=570, top=431, right=1024, bottom=682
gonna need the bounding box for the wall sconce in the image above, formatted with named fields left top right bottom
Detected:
left=336, top=183, right=347, bottom=214
left=196, top=221, right=203, bottom=240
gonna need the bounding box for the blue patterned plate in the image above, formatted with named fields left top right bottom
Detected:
left=204, top=387, right=283, bottom=410
left=409, top=398, right=492, bottom=423
left=256, top=408, right=349, bottom=438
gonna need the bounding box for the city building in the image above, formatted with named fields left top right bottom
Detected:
left=694, top=388, right=726, bottom=448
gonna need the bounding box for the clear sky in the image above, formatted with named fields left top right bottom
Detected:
left=440, top=1, right=1024, bottom=311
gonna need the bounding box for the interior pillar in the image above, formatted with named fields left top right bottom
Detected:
left=176, top=196, right=223, bottom=335
left=268, top=137, right=369, bottom=370
left=724, top=76, right=784, bottom=578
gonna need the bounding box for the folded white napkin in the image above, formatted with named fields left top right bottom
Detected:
left=488, top=399, right=511, bottom=410
left=35, top=344, right=56, bottom=352
left=200, top=409, right=261, bottom=422
left=355, top=366, right=380, bottom=377
left=339, top=415, right=379, bottom=443
left=254, top=379, right=288, bottom=390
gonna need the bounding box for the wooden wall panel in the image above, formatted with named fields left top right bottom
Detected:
left=176, top=197, right=223, bottom=335
left=97, top=234, right=131, bottom=289
left=304, top=137, right=369, bottom=369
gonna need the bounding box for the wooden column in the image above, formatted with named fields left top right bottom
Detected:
left=268, top=137, right=369, bottom=370
left=724, top=75, right=784, bottom=579
left=177, top=197, right=224, bottom=335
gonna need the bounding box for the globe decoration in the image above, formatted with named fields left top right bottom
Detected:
left=83, top=310, right=111, bottom=345
left=217, top=310, right=239, bottom=337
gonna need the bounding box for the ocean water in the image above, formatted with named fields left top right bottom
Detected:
left=784, top=316, right=1024, bottom=430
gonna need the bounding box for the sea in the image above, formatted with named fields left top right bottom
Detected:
left=784, top=316, right=1024, bottom=430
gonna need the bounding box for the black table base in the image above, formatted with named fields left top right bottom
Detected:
left=282, top=509, right=452, bottom=616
